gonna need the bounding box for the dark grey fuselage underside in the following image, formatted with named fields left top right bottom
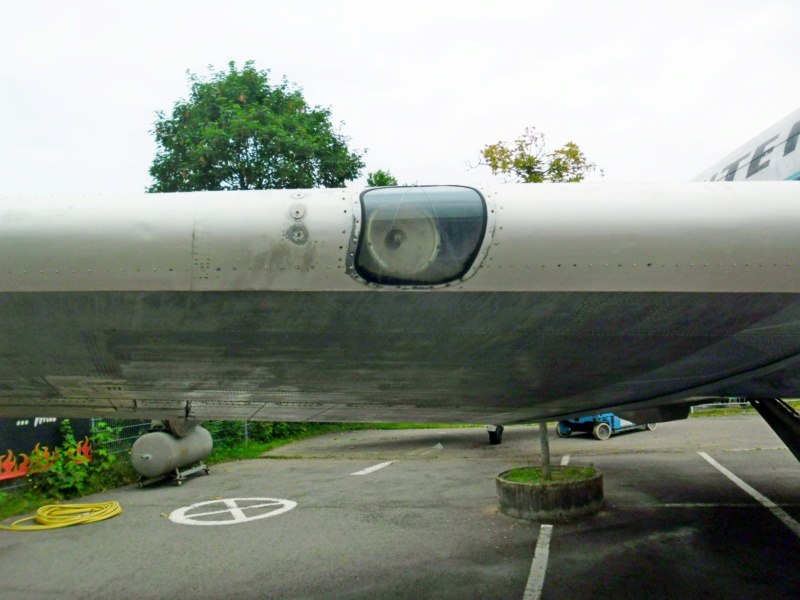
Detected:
left=2, top=290, right=799, bottom=423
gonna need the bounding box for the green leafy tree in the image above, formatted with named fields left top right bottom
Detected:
left=474, top=127, right=597, bottom=183
left=366, top=169, right=398, bottom=187
left=148, top=61, right=365, bottom=192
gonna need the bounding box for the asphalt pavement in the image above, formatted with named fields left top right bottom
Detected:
left=2, top=416, right=800, bottom=599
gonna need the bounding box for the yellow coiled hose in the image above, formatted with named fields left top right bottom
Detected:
left=0, top=501, right=122, bottom=531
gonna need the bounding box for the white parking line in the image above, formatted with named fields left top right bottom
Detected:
left=350, top=461, right=394, bottom=476
left=560, top=455, right=570, bottom=466
left=523, top=524, right=553, bottom=600
left=699, top=451, right=800, bottom=539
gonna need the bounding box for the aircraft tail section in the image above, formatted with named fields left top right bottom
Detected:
left=693, top=107, right=800, bottom=182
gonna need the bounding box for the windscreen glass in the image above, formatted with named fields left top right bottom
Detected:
left=354, top=186, right=487, bottom=285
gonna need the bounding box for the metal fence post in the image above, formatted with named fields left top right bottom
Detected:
left=539, top=421, right=552, bottom=480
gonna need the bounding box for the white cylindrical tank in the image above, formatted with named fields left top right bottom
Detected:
left=131, top=426, right=213, bottom=479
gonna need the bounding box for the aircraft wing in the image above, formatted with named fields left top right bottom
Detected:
left=2, top=182, right=800, bottom=424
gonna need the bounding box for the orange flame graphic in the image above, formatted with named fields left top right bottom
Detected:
left=28, top=443, right=58, bottom=474
left=74, top=437, right=93, bottom=464
left=1, top=437, right=94, bottom=480
left=0, top=449, right=32, bottom=481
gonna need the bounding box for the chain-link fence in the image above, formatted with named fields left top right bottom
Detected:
left=0, top=472, right=31, bottom=492
left=202, top=421, right=250, bottom=446
left=689, top=398, right=750, bottom=413
left=90, top=418, right=151, bottom=455
left=89, top=419, right=253, bottom=455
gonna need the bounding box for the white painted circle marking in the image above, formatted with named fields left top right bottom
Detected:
left=169, top=497, right=297, bottom=526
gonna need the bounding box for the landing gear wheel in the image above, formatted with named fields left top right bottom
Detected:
left=646, top=423, right=657, bottom=431
left=593, top=422, right=612, bottom=441
left=556, top=423, right=572, bottom=438
left=488, top=425, right=504, bottom=445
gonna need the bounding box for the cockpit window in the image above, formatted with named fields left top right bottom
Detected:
left=354, top=186, right=487, bottom=286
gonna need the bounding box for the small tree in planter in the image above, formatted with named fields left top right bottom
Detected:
left=495, top=421, right=603, bottom=522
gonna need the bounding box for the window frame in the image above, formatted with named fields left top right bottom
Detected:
left=346, top=185, right=494, bottom=288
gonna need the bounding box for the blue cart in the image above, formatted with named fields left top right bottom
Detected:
left=556, top=413, right=657, bottom=441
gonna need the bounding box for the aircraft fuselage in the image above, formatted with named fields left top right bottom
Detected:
left=2, top=183, right=800, bottom=423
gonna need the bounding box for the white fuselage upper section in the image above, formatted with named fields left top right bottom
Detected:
left=2, top=182, right=800, bottom=294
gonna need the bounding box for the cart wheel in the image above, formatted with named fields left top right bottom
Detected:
left=176, top=480, right=183, bottom=486
left=205, top=468, right=210, bottom=475
left=593, top=422, right=612, bottom=440
left=646, top=423, right=657, bottom=431
left=556, top=423, right=571, bottom=438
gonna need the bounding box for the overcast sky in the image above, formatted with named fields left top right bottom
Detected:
left=2, top=0, right=799, bottom=196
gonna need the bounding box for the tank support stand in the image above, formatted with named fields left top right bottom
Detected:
left=171, top=463, right=210, bottom=486
left=137, top=462, right=210, bottom=487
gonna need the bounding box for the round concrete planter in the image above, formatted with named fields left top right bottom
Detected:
left=496, top=467, right=603, bottom=522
